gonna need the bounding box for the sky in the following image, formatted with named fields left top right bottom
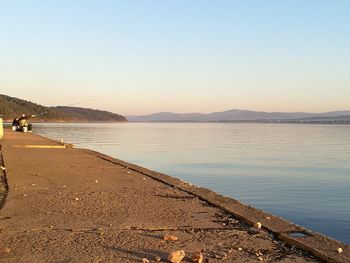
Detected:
left=0, top=0, right=350, bottom=115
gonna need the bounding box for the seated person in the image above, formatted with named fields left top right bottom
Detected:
left=18, top=114, right=29, bottom=128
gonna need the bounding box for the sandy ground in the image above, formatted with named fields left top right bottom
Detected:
left=0, top=131, right=319, bottom=262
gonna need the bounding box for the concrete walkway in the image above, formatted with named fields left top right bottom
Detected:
left=0, top=131, right=330, bottom=262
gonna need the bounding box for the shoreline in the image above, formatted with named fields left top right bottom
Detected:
left=0, top=130, right=348, bottom=262
left=82, top=149, right=349, bottom=262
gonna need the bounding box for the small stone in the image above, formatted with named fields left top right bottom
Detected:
left=337, top=247, right=343, bottom=253
left=168, top=250, right=185, bottom=263
left=191, top=251, right=203, bottom=263
left=0, top=166, right=6, bottom=171
left=266, top=217, right=271, bottom=220
left=23, top=194, right=28, bottom=197
left=214, top=252, right=227, bottom=259
left=238, top=247, right=243, bottom=251
left=126, top=171, right=131, bottom=174
left=143, top=177, right=146, bottom=180
left=31, top=183, right=36, bottom=186
left=154, top=256, right=161, bottom=262
left=75, top=197, right=79, bottom=201
left=109, top=224, right=112, bottom=227
left=0, top=247, right=11, bottom=254
left=254, top=222, right=262, bottom=229
left=142, top=258, right=150, bottom=263
left=95, top=180, right=98, bottom=183
left=257, top=256, right=263, bottom=261
left=164, top=234, right=178, bottom=241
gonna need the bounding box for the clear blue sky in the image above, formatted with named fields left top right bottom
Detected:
left=1, top=0, right=349, bottom=115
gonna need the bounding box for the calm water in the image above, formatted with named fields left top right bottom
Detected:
left=34, top=123, right=350, bottom=243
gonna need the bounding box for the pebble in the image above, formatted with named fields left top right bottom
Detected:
left=214, top=252, right=227, bottom=260
left=238, top=247, right=243, bottom=251
left=191, top=251, right=204, bottom=263
left=164, top=234, right=178, bottom=241
left=0, top=166, right=6, bottom=171
left=337, top=247, right=343, bottom=253
left=154, top=256, right=161, bottom=262
left=95, top=180, right=98, bottom=183
left=142, top=258, right=149, bottom=263
left=254, top=222, right=262, bottom=229
left=168, top=250, right=185, bottom=263
left=257, top=256, right=263, bottom=261
left=23, top=194, right=28, bottom=197
left=75, top=197, right=79, bottom=201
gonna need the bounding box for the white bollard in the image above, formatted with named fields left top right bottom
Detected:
left=0, top=118, right=3, bottom=140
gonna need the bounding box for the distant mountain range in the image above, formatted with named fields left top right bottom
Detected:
left=0, top=94, right=127, bottom=122
left=127, top=109, right=350, bottom=123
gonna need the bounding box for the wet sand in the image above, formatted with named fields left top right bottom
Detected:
left=0, top=130, right=347, bottom=262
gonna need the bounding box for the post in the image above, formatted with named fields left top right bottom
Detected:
left=0, top=118, right=3, bottom=140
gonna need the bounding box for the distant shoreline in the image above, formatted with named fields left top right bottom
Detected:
left=3, top=120, right=350, bottom=125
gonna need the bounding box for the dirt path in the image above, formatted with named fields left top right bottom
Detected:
left=0, top=131, right=322, bottom=262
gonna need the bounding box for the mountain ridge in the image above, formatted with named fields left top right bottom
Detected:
left=127, top=109, right=350, bottom=123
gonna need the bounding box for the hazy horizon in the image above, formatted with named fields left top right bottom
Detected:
left=1, top=1, right=350, bottom=115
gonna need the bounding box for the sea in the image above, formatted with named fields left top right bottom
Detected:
left=34, top=122, right=350, bottom=244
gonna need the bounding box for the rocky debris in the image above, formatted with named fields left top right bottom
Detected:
left=142, top=258, right=149, bottom=263
left=337, top=247, right=343, bottom=253
left=164, top=234, right=178, bottom=241
left=154, top=256, right=161, bottom=262
left=0, top=166, right=6, bottom=171
left=168, top=250, right=185, bottom=263
left=191, top=251, right=204, bottom=263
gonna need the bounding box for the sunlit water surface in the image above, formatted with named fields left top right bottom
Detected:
left=34, top=123, right=350, bottom=243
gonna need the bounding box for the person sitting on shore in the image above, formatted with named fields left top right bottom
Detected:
left=17, top=114, right=35, bottom=132
left=18, top=114, right=29, bottom=128
left=12, top=117, right=20, bottom=129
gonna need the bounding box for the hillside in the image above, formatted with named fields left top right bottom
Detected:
left=0, top=94, right=127, bottom=122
